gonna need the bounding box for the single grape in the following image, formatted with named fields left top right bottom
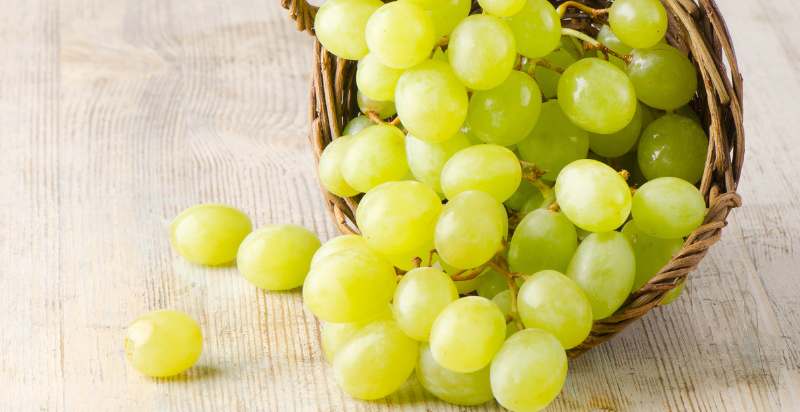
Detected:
left=631, top=177, right=706, bottom=239
left=505, top=180, right=536, bottom=211
left=558, top=57, right=637, bottom=134
left=490, top=329, right=567, bottom=412
left=479, top=0, right=525, bottom=17
left=356, top=53, right=404, bottom=102
left=506, top=0, right=561, bottom=58
left=519, top=187, right=552, bottom=215
left=627, top=45, right=698, bottom=110
left=589, top=102, right=643, bottom=157
left=385, top=241, right=435, bottom=271
left=518, top=270, right=592, bottom=349
left=314, top=0, right=383, bottom=60
left=477, top=268, right=508, bottom=298
left=608, top=0, right=668, bottom=49
left=357, top=91, right=396, bottom=119
left=405, top=0, right=471, bottom=37
left=170, top=204, right=252, bottom=266
left=517, top=100, right=589, bottom=181
left=567, top=231, right=635, bottom=319
left=595, top=24, right=633, bottom=68
left=435, top=190, right=508, bottom=269
left=125, top=310, right=202, bottom=377
left=638, top=114, right=708, bottom=183
left=393, top=267, right=459, bottom=341
left=660, top=280, right=685, bottom=305
left=365, top=1, right=436, bottom=69
left=555, top=159, right=632, bottom=233
left=531, top=46, right=578, bottom=98
left=466, top=70, right=543, bottom=146
left=342, top=115, right=375, bottom=136
left=237, top=224, right=321, bottom=291
left=430, top=296, right=506, bottom=373
left=417, top=344, right=493, bottom=406
left=406, top=132, right=471, bottom=195
left=621, top=221, right=683, bottom=290
left=491, top=289, right=513, bottom=318
left=311, top=234, right=371, bottom=268
left=318, top=137, right=359, bottom=197
left=341, top=124, right=408, bottom=193
left=440, top=144, right=522, bottom=202
left=639, top=102, right=662, bottom=130
left=448, top=15, right=517, bottom=90
left=508, top=209, right=578, bottom=275
left=320, top=304, right=393, bottom=362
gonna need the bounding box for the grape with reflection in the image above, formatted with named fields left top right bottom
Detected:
left=393, top=267, right=458, bottom=341
left=365, top=1, right=436, bottom=69
left=170, top=204, right=252, bottom=266
left=342, top=115, right=375, bottom=136
left=517, top=100, right=589, bottom=181
left=318, top=137, right=359, bottom=197
left=466, top=70, right=542, bottom=146
left=448, top=15, right=516, bottom=90
left=314, top=0, right=383, bottom=60
left=608, top=0, right=668, bottom=49
left=341, top=124, right=408, bottom=193
left=237, top=224, right=321, bottom=291
left=430, top=296, right=506, bottom=373
left=638, top=114, right=708, bottom=183
left=631, top=177, right=706, bottom=239
left=477, top=269, right=508, bottom=298
left=627, top=44, right=698, bottom=110
left=479, top=0, right=525, bottom=17
left=357, top=91, right=396, bottom=118
left=405, top=0, right=471, bottom=37
left=417, top=344, right=494, bottom=406
left=555, top=159, right=632, bottom=233
left=435, top=191, right=508, bottom=269
left=506, top=0, right=561, bottom=58
left=310, top=234, right=371, bottom=268
left=491, top=290, right=512, bottom=318
left=589, top=103, right=643, bottom=157
left=356, top=53, right=404, bottom=101
left=125, top=310, right=202, bottom=377
left=405, top=132, right=471, bottom=194
left=440, top=144, right=522, bottom=202
left=508, top=209, right=577, bottom=275
left=621, top=221, right=683, bottom=290
left=320, top=304, right=393, bottom=362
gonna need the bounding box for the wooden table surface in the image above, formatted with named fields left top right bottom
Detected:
left=1, top=0, right=797, bottom=410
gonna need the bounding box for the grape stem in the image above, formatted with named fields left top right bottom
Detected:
left=365, top=111, right=402, bottom=127
left=427, top=249, right=438, bottom=267
left=487, top=257, right=525, bottom=331
left=561, top=28, right=633, bottom=64
left=450, top=265, right=487, bottom=282
left=533, top=59, right=566, bottom=75
left=556, top=1, right=608, bottom=19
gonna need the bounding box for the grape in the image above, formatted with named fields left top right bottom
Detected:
left=660, top=280, right=685, bottom=305
left=365, top=1, right=436, bottom=69
left=395, top=59, right=469, bottom=142
left=311, top=234, right=371, bottom=268
left=631, top=177, right=706, bottom=239
left=627, top=44, right=698, bottom=110
left=558, top=57, right=637, bottom=134
left=406, top=132, right=471, bottom=195
left=477, top=269, right=508, bottom=298
left=435, top=190, right=508, bottom=269
left=385, top=241, right=435, bottom=271
left=490, top=329, right=567, bottom=412
left=508, top=209, right=578, bottom=275
left=356, top=53, right=404, bottom=102
left=621, top=221, right=683, bottom=290
left=566, top=232, right=635, bottom=319
left=639, top=102, right=661, bottom=130
left=356, top=180, right=442, bottom=256
left=440, top=144, right=522, bottom=202
left=341, top=124, right=408, bottom=193
left=676, top=105, right=702, bottom=124
left=479, top=0, right=525, bottom=17
left=589, top=103, right=643, bottom=158
left=237, top=225, right=321, bottom=291
left=393, top=267, right=458, bottom=341
left=519, top=187, right=551, bottom=215
left=504, top=321, right=523, bottom=338
left=637, top=114, right=708, bottom=183
left=555, top=159, right=632, bottom=233
left=517, top=100, right=589, bottom=181
left=608, top=0, right=668, bottom=49
left=333, top=320, right=418, bottom=399
left=596, top=24, right=633, bottom=68
left=506, top=0, right=561, bottom=58
left=417, top=344, right=493, bottom=406
left=342, top=115, right=375, bottom=136
left=125, top=310, right=202, bottom=377
left=320, top=305, right=393, bottom=362
left=303, top=248, right=397, bottom=323
left=448, top=15, right=517, bottom=90
left=357, top=91, right=396, bottom=119
left=314, top=0, right=383, bottom=60
left=430, top=296, right=506, bottom=373
left=466, top=70, right=543, bottom=146
left=505, top=180, right=537, bottom=211
left=531, top=46, right=578, bottom=98
left=405, top=0, right=471, bottom=37
left=170, top=204, right=252, bottom=266
left=609, top=149, right=647, bottom=188
left=318, top=137, right=359, bottom=197
left=491, top=289, right=512, bottom=317
left=518, top=270, right=593, bottom=349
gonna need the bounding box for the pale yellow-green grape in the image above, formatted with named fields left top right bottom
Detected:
left=385, top=241, right=435, bottom=271
left=508, top=209, right=578, bottom=275
left=356, top=53, right=404, bottom=102
left=595, top=24, right=633, bottom=69
left=627, top=44, right=698, bottom=110
left=430, top=296, right=506, bottom=373
left=454, top=272, right=486, bottom=294
left=435, top=190, right=508, bottom=269
left=356, top=180, right=443, bottom=257
left=637, top=114, right=708, bottom=183
left=405, top=0, right=470, bottom=37
left=448, top=15, right=517, bottom=90
left=395, top=59, right=469, bottom=142
left=310, top=234, right=371, bottom=268
left=517, top=270, right=592, bottom=349
left=506, top=0, right=561, bottom=58
left=589, top=103, right=643, bottom=158
left=393, top=267, right=459, bottom=341
left=333, top=320, right=418, bottom=400
left=608, top=0, right=668, bottom=49
left=343, top=115, right=375, bottom=136
left=554, top=159, right=632, bottom=233
left=441, top=144, right=522, bottom=202
left=490, top=329, right=567, bottom=412
left=519, top=187, right=551, bottom=215
left=314, top=0, right=383, bottom=60
left=303, top=248, right=397, bottom=323
left=517, top=100, right=589, bottom=181
left=660, top=280, right=685, bottom=305
left=406, top=132, right=471, bottom=195
left=621, top=221, right=683, bottom=290
left=170, top=204, right=252, bottom=266
left=357, top=91, right=396, bottom=119
left=567, top=232, right=635, bottom=319
left=557, top=57, right=637, bottom=134
left=466, top=70, right=543, bottom=146
left=492, top=289, right=512, bottom=318
left=479, top=0, right=525, bottom=17
left=505, top=180, right=536, bottom=211
left=365, top=1, right=436, bottom=69
left=125, top=310, right=202, bottom=377
left=320, top=304, right=393, bottom=363
left=532, top=47, right=578, bottom=98
left=631, top=177, right=706, bottom=239
left=417, top=344, right=493, bottom=405
left=237, top=224, right=321, bottom=291
left=477, top=268, right=508, bottom=298
left=341, top=124, right=408, bottom=193
left=318, top=137, right=359, bottom=197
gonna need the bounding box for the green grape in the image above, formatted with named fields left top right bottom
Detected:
left=417, top=343, right=493, bottom=406
left=343, top=115, right=375, bottom=136
left=393, top=267, right=458, bottom=341
left=356, top=180, right=442, bottom=257
left=357, top=91, right=396, bottom=119
left=448, top=15, right=517, bottom=90
left=405, top=0, right=471, bottom=37
left=637, top=114, right=708, bottom=183
left=532, top=47, right=578, bottom=98
left=318, top=137, right=359, bottom=197
left=610, top=149, right=647, bottom=188
left=386, top=241, right=434, bottom=271
left=554, top=159, right=632, bottom=233
left=237, top=224, right=321, bottom=291
left=303, top=248, right=397, bottom=322
left=435, top=190, right=508, bottom=269
left=517, top=100, right=589, bottom=181
left=519, top=187, right=551, bottom=215
left=406, top=132, right=471, bottom=194
left=479, top=0, right=525, bottom=17
left=453, top=271, right=486, bottom=294
left=589, top=102, right=643, bottom=157
left=505, top=321, right=523, bottom=338
left=506, top=0, right=561, bottom=58
left=627, top=45, right=698, bottom=110
left=639, top=103, right=662, bottom=130
left=466, top=70, right=543, bottom=146
left=676, top=105, right=702, bottom=124
left=430, top=296, right=506, bottom=373
left=490, top=329, right=567, bottom=412
left=477, top=269, right=508, bottom=298
left=170, top=204, right=252, bottom=266
left=567, top=232, right=635, bottom=319
left=508, top=209, right=578, bottom=275
left=660, top=280, right=685, bottom=305
left=314, top=0, right=383, bottom=60
left=505, top=180, right=536, bottom=211
left=341, top=124, right=408, bottom=193
left=311, top=234, right=370, bottom=268
left=333, top=320, right=418, bottom=400
left=596, top=24, right=633, bottom=68
left=320, top=305, right=393, bottom=362
left=395, top=59, right=469, bottom=142
left=518, top=270, right=592, bottom=349
left=440, top=144, right=522, bottom=202
left=608, top=0, right=668, bottom=49
left=491, top=289, right=512, bottom=317
left=621, top=221, right=683, bottom=290
left=557, top=57, right=637, bottom=134
left=631, top=177, right=706, bottom=239
left=356, top=53, right=404, bottom=102
left=365, top=1, right=435, bottom=69
left=125, top=310, right=202, bottom=377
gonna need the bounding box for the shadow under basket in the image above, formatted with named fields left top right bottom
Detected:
left=280, top=0, right=744, bottom=358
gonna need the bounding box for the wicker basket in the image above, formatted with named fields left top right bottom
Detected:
left=281, top=0, right=744, bottom=357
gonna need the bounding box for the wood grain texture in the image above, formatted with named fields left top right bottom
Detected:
left=0, top=0, right=797, bottom=410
